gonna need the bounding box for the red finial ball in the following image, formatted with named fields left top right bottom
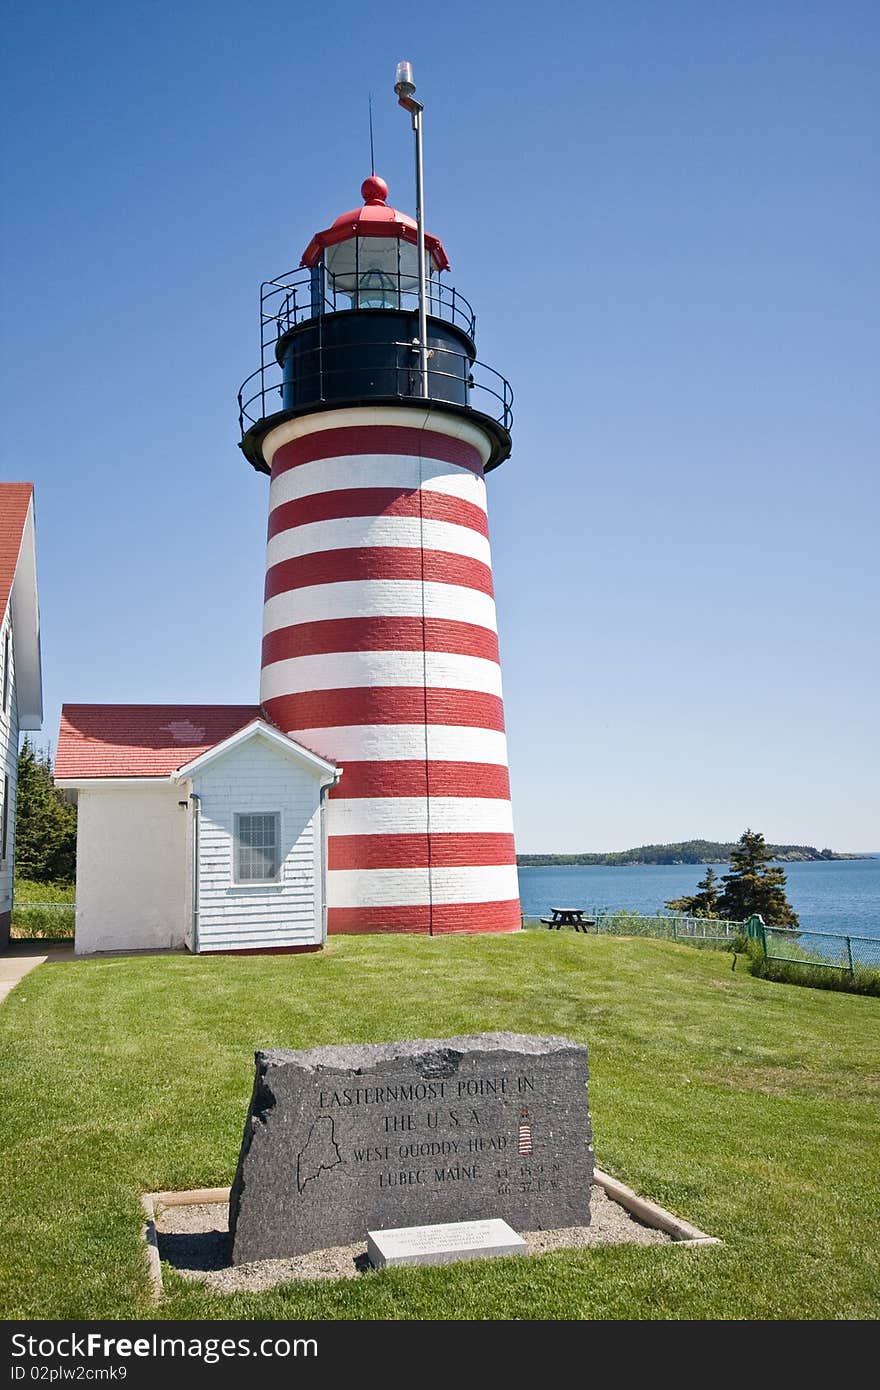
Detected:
left=361, top=174, right=388, bottom=205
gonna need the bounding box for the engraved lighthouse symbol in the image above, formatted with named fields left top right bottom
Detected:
left=518, top=1108, right=533, bottom=1156
left=238, top=144, right=520, bottom=936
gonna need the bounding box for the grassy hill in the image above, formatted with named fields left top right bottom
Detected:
left=1, top=934, right=877, bottom=1320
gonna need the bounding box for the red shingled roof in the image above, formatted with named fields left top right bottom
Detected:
left=0, top=483, right=33, bottom=622
left=55, top=704, right=266, bottom=778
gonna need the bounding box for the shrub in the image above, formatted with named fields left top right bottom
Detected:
left=14, top=878, right=75, bottom=904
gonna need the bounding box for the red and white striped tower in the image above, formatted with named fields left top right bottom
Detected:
left=238, top=173, right=519, bottom=934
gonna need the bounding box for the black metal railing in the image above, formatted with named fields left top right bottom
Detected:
left=238, top=339, right=513, bottom=438
left=259, top=265, right=476, bottom=356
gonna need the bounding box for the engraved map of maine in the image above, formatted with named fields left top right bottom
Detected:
left=296, top=1117, right=342, bottom=1193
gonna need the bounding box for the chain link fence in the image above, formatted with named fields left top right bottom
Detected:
left=524, top=910, right=742, bottom=944
left=761, top=923, right=880, bottom=974
left=523, top=907, right=880, bottom=993
left=10, top=900, right=75, bottom=940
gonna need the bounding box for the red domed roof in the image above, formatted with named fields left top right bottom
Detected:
left=300, top=176, right=450, bottom=272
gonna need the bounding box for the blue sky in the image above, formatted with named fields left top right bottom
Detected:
left=2, top=0, right=877, bottom=851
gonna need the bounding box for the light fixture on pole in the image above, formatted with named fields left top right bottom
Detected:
left=394, top=59, right=429, bottom=399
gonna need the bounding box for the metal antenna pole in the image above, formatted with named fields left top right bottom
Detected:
left=369, top=93, right=375, bottom=174
left=395, top=61, right=429, bottom=399
left=412, top=105, right=429, bottom=398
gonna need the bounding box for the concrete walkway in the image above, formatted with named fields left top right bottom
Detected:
left=0, top=942, right=76, bottom=1004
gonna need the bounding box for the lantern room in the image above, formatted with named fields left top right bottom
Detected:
left=301, top=174, right=449, bottom=311
left=237, top=176, right=513, bottom=475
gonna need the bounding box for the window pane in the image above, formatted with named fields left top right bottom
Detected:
left=236, top=813, right=279, bottom=881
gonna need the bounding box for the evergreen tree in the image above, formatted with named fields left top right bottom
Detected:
left=665, top=865, right=721, bottom=917
left=15, top=738, right=77, bottom=883
left=716, top=828, right=799, bottom=928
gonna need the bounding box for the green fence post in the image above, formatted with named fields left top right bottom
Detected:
left=672, top=919, right=677, bottom=939
left=846, top=936, right=855, bottom=977
left=744, top=914, right=767, bottom=955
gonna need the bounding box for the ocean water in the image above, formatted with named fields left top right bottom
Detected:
left=517, top=857, right=880, bottom=938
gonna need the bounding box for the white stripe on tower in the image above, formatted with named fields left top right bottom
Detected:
left=327, top=797, right=515, bottom=835
left=261, top=651, right=505, bottom=699
left=263, top=581, right=500, bottom=635
left=284, top=725, right=511, bottom=764
left=260, top=407, right=521, bottom=936
left=266, top=516, right=492, bottom=568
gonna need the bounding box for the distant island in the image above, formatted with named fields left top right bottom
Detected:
left=517, top=840, right=867, bottom=867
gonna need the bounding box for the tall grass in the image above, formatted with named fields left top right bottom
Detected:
left=747, top=938, right=880, bottom=998
left=11, top=878, right=75, bottom=939
left=14, top=878, right=75, bottom=903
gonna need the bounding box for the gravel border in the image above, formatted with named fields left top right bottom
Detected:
left=156, top=1184, right=670, bottom=1294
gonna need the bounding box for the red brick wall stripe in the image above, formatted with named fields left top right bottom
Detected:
left=327, top=900, right=522, bottom=934
left=327, top=760, right=511, bottom=800
left=262, top=617, right=500, bottom=665
left=271, top=426, right=484, bottom=479
left=268, top=488, right=489, bottom=540
left=264, top=687, right=505, bottom=732
left=265, top=547, right=494, bottom=601
left=328, top=832, right=517, bottom=871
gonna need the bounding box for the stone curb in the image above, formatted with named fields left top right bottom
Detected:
left=141, top=1187, right=231, bottom=1303
left=592, top=1168, right=720, bottom=1247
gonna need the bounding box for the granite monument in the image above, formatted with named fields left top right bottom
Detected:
left=229, top=1032, right=593, bottom=1266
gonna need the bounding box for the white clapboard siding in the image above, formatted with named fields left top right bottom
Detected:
left=0, top=609, right=19, bottom=922
left=192, top=737, right=324, bottom=951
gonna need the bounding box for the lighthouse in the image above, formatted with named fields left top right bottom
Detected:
left=238, top=91, right=520, bottom=935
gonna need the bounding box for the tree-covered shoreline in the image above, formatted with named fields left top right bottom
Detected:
left=665, top=831, right=799, bottom=927
left=517, top=839, right=866, bottom=867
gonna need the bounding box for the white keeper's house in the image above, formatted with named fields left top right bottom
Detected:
left=0, top=483, right=43, bottom=949
left=56, top=162, right=522, bottom=954
left=55, top=706, right=339, bottom=955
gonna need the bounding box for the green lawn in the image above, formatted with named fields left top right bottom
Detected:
left=1, top=933, right=878, bottom=1319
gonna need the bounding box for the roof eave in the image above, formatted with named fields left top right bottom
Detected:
left=9, top=494, right=42, bottom=729
left=54, top=776, right=174, bottom=791
left=301, top=222, right=450, bottom=273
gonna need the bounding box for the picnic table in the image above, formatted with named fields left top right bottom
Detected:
left=540, top=907, right=596, bottom=933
